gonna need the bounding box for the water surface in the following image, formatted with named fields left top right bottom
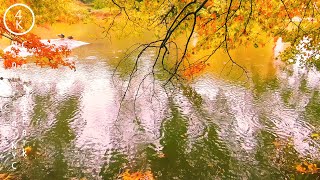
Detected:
left=0, top=23, right=319, bottom=179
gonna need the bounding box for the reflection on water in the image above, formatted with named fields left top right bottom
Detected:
left=0, top=24, right=320, bottom=179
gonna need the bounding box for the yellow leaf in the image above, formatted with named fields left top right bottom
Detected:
left=0, top=174, right=14, bottom=180
left=296, top=164, right=306, bottom=173
left=311, top=133, right=319, bottom=139
left=158, top=152, right=165, bottom=158
left=273, top=141, right=281, bottom=148
left=120, top=169, right=155, bottom=180
left=24, top=146, right=32, bottom=156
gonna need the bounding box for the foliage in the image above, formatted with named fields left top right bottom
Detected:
left=24, top=146, right=33, bottom=156
left=0, top=0, right=92, bottom=70
left=296, top=161, right=320, bottom=174
left=0, top=0, right=86, bottom=24
left=0, top=16, right=75, bottom=70
left=93, top=0, right=108, bottom=9
left=183, top=61, right=208, bottom=79
left=0, top=30, right=74, bottom=70
left=120, top=169, right=155, bottom=180
left=101, top=0, right=320, bottom=82
left=0, top=173, right=14, bottom=180
left=80, top=0, right=95, bottom=3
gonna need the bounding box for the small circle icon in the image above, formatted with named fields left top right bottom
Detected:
left=3, top=3, right=35, bottom=36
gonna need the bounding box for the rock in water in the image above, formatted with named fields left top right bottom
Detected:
left=3, top=39, right=89, bottom=58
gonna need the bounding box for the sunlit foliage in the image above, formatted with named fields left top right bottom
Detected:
left=0, top=19, right=75, bottom=70
left=120, top=169, right=155, bottom=180
left=296, top=161, right=320, bottom=174
left=0, top=0, right=86, bottom=24
left=0, top=0, right=81, bottom=70
left=96, top=0, right=320, bottom=80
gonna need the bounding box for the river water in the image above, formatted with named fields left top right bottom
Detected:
left=0, top=23, right=320, bottom=179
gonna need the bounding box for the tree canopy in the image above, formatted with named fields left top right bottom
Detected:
left=0, top=0, right=87, bottom=70
left=95, top=0, right=320, bottom=82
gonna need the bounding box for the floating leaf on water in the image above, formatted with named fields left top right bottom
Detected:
left=273, top=141, right=281, bottom=149
left=296, top=164, right=307, bottom=174
left=120, top=169, right=155, bottom=180
left=24, top=146, right=32, bottom=156
left=311, top=133, right=319, bottom=139
left=158, top=152, right=165, bottom=158
left=296, top=162, right=319, bottom=174
left=207, top=162, right=214, bottom=167
left=0, top=174, right=14, bottom=180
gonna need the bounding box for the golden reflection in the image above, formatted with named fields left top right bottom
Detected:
left=184, top=40, right=277, bottom=82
